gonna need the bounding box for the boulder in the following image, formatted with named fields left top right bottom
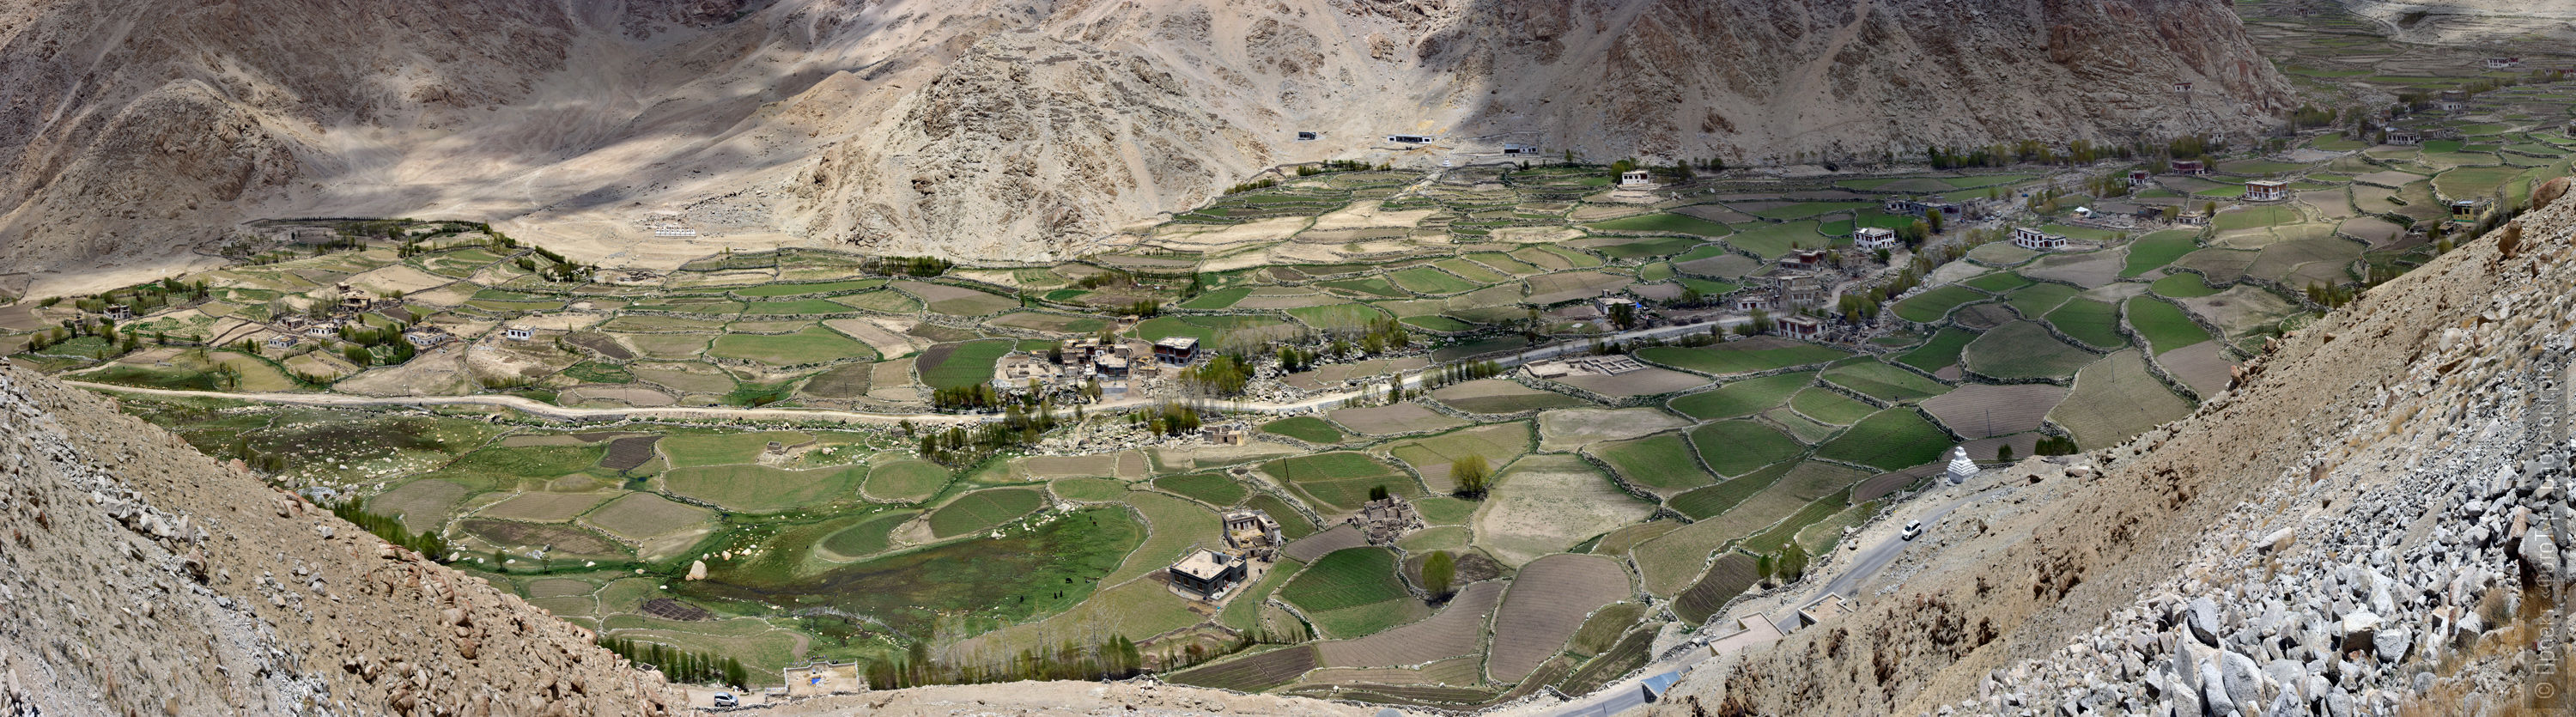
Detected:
left=2521, top=530, right=2563, bottom=583
left=684, top=560, right=708, bottom=580
left=2338, top=611, right=2381, bottom=653
left=2186, top=597, right=2225, bottom=647
left=2534, top=177, right=2570, bottom=211
left=2217, top=650, right=2263, bottom=711
left=2374, top=627, right=2410, bottom=664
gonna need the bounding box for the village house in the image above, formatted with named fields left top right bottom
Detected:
left=1295, top=131, right=1318, bottom=141
left=1200, top=425, right=1246, bottom=446
left=1772, top=274, right=1826, bottom=309
left=2243, top=179, right=2290, bottom=203
left=2451, top=199, right=2484, bottom=223
left=991, top=352, right=1060, bottom=390
left=1779, top=249, right=1831, bottom=271
left=1221, top=509, right=1282, bottom=558
left=2387, top=128, right=2421, bottom=146
left=266, top=335, right=300, bottom=349
left=102, top=304, right=133, bottom=321
left=1618, top=169, right=1654, bottom=188
left=2012, top=227, right=2069, bottom=252
left=1777, top=315, right=1824, bottom=340
left=2484, top=57, right=2521, bottom=70
left=2176, top=210, right=2211, bottom=227
left=1731, top=292, right=1776, bottom=313
left=1151, top=336, right=1199, bottom=365
left=1503, top=143, right=1541, bottom=155
left=1385, top=134, right=1435, bottom=144
left=1853, top=227, right=1899, bottom=251
left=304, top=321, right=342, bottom=337
left=402, top=328, right=449, bottom=349
left=1590, top=291, right=1642, bottom=316
left=1167, top=550, right=1246, bottom=599
left=2173, top=82, right=2192, bottom=93
left=1348, top=496, right=1425, bottom=545
left=1093, top=353, right=1130, bottom=379
left=336, top=283, right=373, bottom=309
left=2169, top=160, right=2208, bottom=176
left=503, top=325, right=534, bottom=341
left=2437, top=90, right=2466, bottom=111
left=2128, top=169, right=2153, bottom=186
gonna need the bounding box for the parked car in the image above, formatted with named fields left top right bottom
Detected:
left=711, top=693, right=738, bottom=708
left=1901, top=520, right=1923, bottom=541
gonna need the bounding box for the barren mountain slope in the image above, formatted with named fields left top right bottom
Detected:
left=0, top=366, right=691, bottom=715
left=1662, top=181, right=2576, bottom=714
left=2336, top=1, right=2576, bottom=45
left=0, top=0, right=2286, bottom=294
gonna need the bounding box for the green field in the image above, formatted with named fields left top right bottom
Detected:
left=2043, top=299, right=2126, bottom=349
left=1894, top=328, right=1977, bottom=372
left=2003, top=283, right=2080, bottom=318
left=1688, top=421, right=1806, bottom=476
left=1961, top=321, right=2098, bottom=380
left=1261, top=416, right=1346, bottom=444
left=1586, top=212, right=1731, bottom=237
left=1814, top=410, right=1952, bottom=471
left=817, top=510, right=916, bottom=557
left=926, top=488, right=1048, bottom=538
left=1788, top=388, right=1877, bottom=426
left=1592, top=434, right=1719, bottom=493
left=708, top=326, right=873, bottom=365
left=1726, top=221, right=1825, bottom=259
left=1154, top=473, right=1250, bottom=507
left=1287, top=303, right=1392, bottom=331
left=1664, top=462, right=1789, bottom=520
left=1637, top=340, right=1848, bottom=377
left=2123, top=297, right=2213, bottom=354
left=1820, top=362, right=1948, bottom=403
left=863, top=460, right=951, bottom=502
left=917, top=339, right=1014, bottom=390
left=1961, top=272, right=2034, bottom=293
left=1388, top=267, right=1480, bottom=295
left=1668, top=373, right=1813, bottom=419
left=663, top=464, right=865, bottom=513
left=1893, top=285, right=1990, bottom=323
left=1262, top=452, right=1416, bottom=511
left=2123, top=232, right=2201, bottom=276
left=1279, top=547, right=1414, bottom=612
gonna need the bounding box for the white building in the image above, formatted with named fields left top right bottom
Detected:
left=503, top=325, right=534, bottom=341
left=2243, top=179, right=2289, bottom=203
left=1853, top=227, right=1899, bottom=251
left=1945, top=447, right=1979, bottom=485
left=2011, top=227, right=2068, bottom=252
left=1618, top=169, right=1654, bottom=188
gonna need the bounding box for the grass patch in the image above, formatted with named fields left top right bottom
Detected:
left=1262, top=452, right=1415, bottom=512
left=1893, top=285, right=1988, bottom=324
left=1668, top=373, right=1812, bottom=420
left=1820, top=362, right=1947, bottom=403
left=1280, top=547, right=1413, bottom=612
left=1261, top=416, right=1346, bottom=444
left=1789, top=388, right=1878, bottom=426
left=916, top=339, right=1013, bottom=390
left=2150, top=273, right=2224, bottom=298
left=2043, top=299, right=2126, bottom=349
left=1154, top=473, right=1250, bottom=507
left=2123, top=297, right=2212, bottom=354
left=1592, top=434, right=1719, bottom=494
left=1586, top=213, right=1731, bottom=236
left=1960, top=321, right=2096, bottom=380
left=926, top=487, right=1047, bottom=538
left=1814, top=409, right=1952, bottom=471
left=2122, top=231, right=2200, bottom=277
left=1894, top=328, right=1976, bottom=373
left=1637, top=339, right=1849, bottom=377
left=1687, top=421, right=1805, bottom=476
left=708, top=326, right=874, bottom=365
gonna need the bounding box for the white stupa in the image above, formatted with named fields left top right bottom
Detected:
left=1945, top=447, right=1978, bottom=485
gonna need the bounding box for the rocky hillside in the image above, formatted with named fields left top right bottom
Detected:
left=1663, top=179, right=2576, bottom=714
left=0, top=0, right=2287, bottom=292
left=0, top=365, right=690, bottom=714
left=2336, top=1, right=2576, bottom=45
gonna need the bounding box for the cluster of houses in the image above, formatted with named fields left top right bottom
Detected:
left=256, top=283, right=455, bottom=352
left=985, top=334, right=1204, bottom=393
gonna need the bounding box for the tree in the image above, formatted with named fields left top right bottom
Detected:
left=1755, top=553, right=1776, bottom=583
left=1997, top=445, right=2014, bottom=462
left=1607, top=301, right=1637, bottom=331
left=1777, top=543, right=1809, bottom=583
left=1450, top=455, right=1492, bottom=498
left=343, top=345, right=372, bottom=367
left=1368, top=484, right=1391, bottom=501
left=1421, top=550, right=1456, bottom=599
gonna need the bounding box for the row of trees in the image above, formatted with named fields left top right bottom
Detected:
left=325, top=498, right=452, bottom=559
left=866, top=635, right=1148, bottom=690
left=598, top=637, right=751, bottom=690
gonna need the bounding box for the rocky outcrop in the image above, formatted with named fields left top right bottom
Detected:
left=0, top=0, right=2288, bottom=290
left=1668, top=175, right=2576, bottom=714
left=0, top=367, right=689, bottom=715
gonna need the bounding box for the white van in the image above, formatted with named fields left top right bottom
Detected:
left=1901, top=520, right=1923, bottom=541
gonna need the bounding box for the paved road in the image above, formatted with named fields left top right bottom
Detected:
left=1536, top=484, right=2006, bottom=717
left=66, top=318, right=1747, bottom=425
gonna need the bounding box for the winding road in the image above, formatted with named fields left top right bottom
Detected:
left=1538, top=485, right=2006, bottom=717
